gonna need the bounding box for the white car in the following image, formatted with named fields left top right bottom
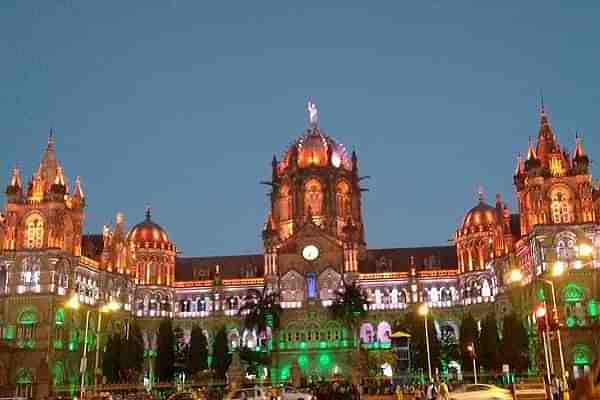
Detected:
left=449, top=384, right=513, bottom=400
left=225, top=387, right=270, bottom=400
left=279, top=386, right=313, bottom=400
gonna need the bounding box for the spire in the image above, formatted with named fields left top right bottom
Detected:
left=145, top=205, right=152, bottom=221
left=73, top=176, right=84, bottom=199
left=515, top=153, right=524, bottom=175
left=527, top=136, right=537, bottom=160
left=10, top=166, right=21, bottom=188
left=38, top=128, right=61, bottom=186
left=54, top=166, right=66, bottom=186
left=574, top=132, right=586, bottom=158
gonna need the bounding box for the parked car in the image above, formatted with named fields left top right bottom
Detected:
left=224, top=387, right=270, bottom=400
left=449, top=384, right=512, bottom=400
left=279, top=386, right=313, bottom=400
left=166, top=391, right=207, bottom=400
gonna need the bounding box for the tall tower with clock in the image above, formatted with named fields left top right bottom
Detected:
left=262, top=102, right=366, bottom=304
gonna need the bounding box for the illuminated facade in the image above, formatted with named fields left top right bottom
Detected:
left=0, top=103, right=599, bottom=398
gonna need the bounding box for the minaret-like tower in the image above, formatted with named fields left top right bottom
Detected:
left=126, top=207, right=176, bottom=286
left=3, top=131, right=85, bottom=255
left=262, top=102, right=366, bottom=281
left=455, top=189, right=514, bottom=273
left=514, top=104, right=595, bottom=236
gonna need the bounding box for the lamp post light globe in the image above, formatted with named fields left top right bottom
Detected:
left=552, top=261, right=565, bottom=277
left=66, top=293, right=81, bottom=310
left=418, top=304, right=429, bottom=316
left=576, top=243, right=593, bottom=258
left=509, top=269, right=523, bottom=283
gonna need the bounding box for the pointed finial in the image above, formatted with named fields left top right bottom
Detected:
left=73, top=176, right=84, bottom=198
left=307, top=99, right=319, bottom=127
left=145, top=204, right=151, bottom=220
left=527, top=136, right=537, bottom=160
left=515, top=153, right=524, bottom=175
left=477, top=185, right=484, bottom=202
left=574, top=131, right=586, bottom=158
left=540, top=89, right=545, bottom=114
left=48, top=128, right=54, bottom=148
left=10, top=164, right=22, bottom=188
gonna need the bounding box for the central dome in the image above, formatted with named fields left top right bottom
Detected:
left=127, top=209, right=173, bottom=249
left=278, top=127, right=351, bottom=174
left=460, top=200, right=499, bottom=233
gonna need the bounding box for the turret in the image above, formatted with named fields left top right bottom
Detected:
left=572, top=133, right=589, bottom=174
left=5, top=166, right=23, bottom=203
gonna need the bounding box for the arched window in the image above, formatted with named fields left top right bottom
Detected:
left=25, top=214, right=44, bottom=249
left=21, top=257, right=41, bottom=293
left=336, top=181, right=351, bottom=218
left=550, top=186, right=573, bottom=224
left=481, top=279, right=492, bottom=298
left=556, top=232, right=576, bottom=261
left=15, top=368, right=33, bottom=399
left=278, top=184, right=292, bottom=221
left=0, top=264, right=7, bottom=294
left=17, top=307, right=37, bottom=349
left=52, top=361, right=65, bottom=386
left=55, top=259, right=69, bottom=295
left=304, top=179, right=323, bottom=218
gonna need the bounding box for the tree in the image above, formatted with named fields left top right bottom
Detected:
left=478, top=312, right=500, bottom=371
left=212, top=326, right=231, bottom=380
left=119, top=323, right=145, bottom=382
left=500, top=313, right=529, bottom=373
left=238, top=287, right=283, bottom=340
left=173, top=326, right=189, bottom=375
left=439, top=327, right=460, bottom=372
left=459, top=313, right=479, bottom=371
left=238, top=346, right=270, bottom=378
left=329, top=280, right=369, bottom=349
left=187, top=325, right=209, bottom=375
left=156, top=319, right=176, bottom=382
left=395, top=309, right=441, bottom=374
left=102, top=333, right=121, bottom=383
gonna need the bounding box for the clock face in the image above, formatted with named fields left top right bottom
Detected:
left=302, top=244, right=320, bottom=261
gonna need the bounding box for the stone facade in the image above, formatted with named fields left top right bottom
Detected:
left=0, top=103, right=599, bottom=399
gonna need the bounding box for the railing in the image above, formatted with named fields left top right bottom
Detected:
left=360, top=272, right=409, bottom=280
left=173, top=277, right=264, bottom=288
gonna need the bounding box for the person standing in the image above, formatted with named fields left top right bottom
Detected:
left=439, top=380, right=449, bottom=400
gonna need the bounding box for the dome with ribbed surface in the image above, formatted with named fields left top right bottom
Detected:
left=460, top=199, right=499, bottom=233
left=278, top=127, right=351, bottom=174
left=127, top=209, right=173, bottom=249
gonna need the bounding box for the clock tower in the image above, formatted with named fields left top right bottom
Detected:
left=262, top=102, right=366, bottom=300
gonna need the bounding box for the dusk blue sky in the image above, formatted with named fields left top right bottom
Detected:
left=1, top=2, right=599, bottom=256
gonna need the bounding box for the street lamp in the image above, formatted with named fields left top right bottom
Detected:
left=418, top=304, right=433, bottom=382
left=66, top=293, right=89, bottom=399
left=466, top=343, right=477, bottom=384
left=94, top=299, right=120, bottom=391
left=508, top=268, right=567, bottom=388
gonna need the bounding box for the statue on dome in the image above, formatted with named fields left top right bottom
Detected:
left=307, top=100, right=319, bottom=126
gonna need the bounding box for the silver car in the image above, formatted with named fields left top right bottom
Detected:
left=449, top=384, right=513, bottom=400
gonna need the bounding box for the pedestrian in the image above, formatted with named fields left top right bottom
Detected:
left=439, top=380, right=449, bottom=400
left=551, top=374, right=561, bottom=400
left=426, top=381, right=437, bottom=400
left=395, top=384, right=404, bottom=400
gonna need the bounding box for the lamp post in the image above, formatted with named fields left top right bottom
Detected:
left=94, top=300, right=120, bottom=391
left=542, top=274, right=567, bottom=388
left=418, top=304, right=433, bottom=382
left=66, top=293, right=90, bottom=399
left=466, top=343, right=477, bottom=384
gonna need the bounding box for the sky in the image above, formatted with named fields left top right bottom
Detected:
left=1, top=1, right=599, bottom=257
